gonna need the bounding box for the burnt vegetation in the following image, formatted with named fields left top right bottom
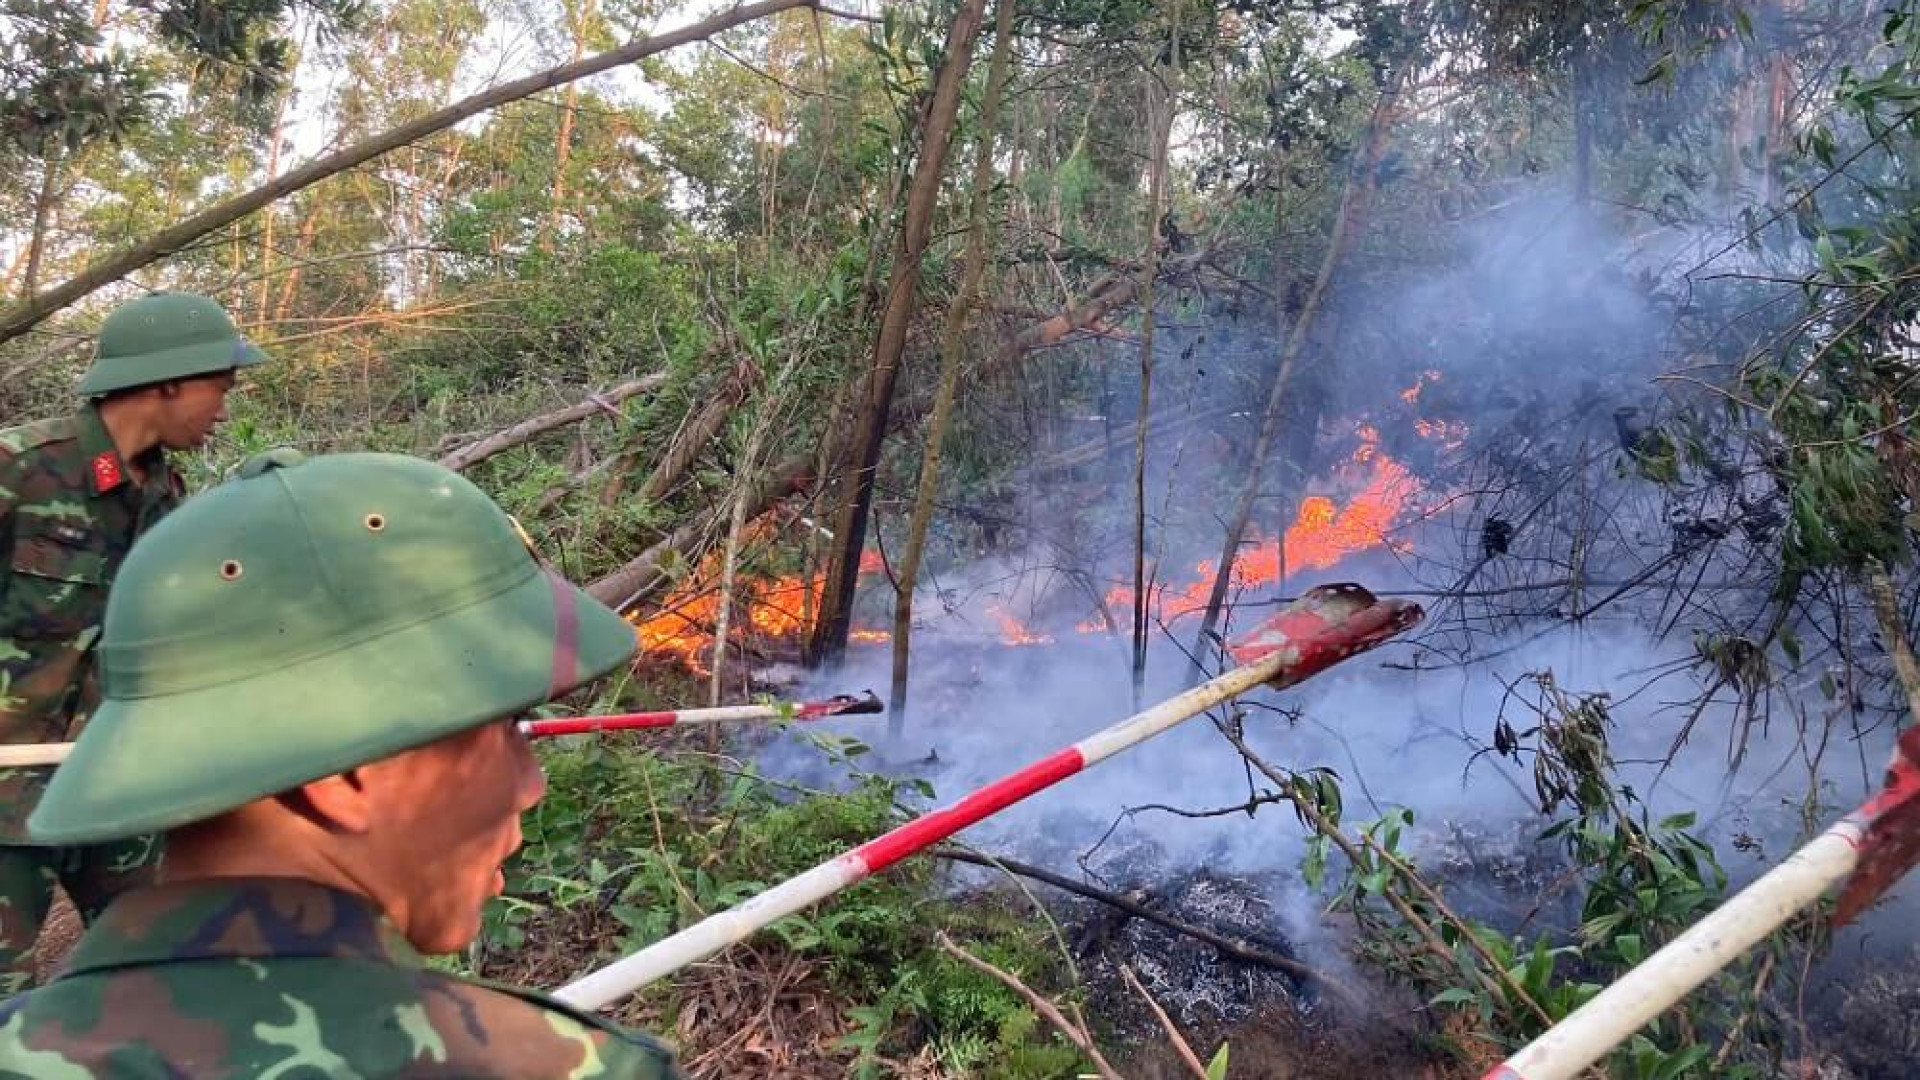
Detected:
left=9, top=0, right=1920, bottom=1075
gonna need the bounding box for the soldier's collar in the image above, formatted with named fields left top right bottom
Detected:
left=57, top=877, right=425, bottom=979
left=76, top=405, right=136, bottom=496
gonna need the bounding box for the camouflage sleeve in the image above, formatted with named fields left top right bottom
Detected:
left=423, top=974, right=687, bottom=1079
left=0, top=448, right=16, bottom=604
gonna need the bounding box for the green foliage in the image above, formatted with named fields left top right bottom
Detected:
left=488, top=734, right=1093, bottom=1077
left=1297, top=673, right=1790, bottom=1079
left=0, top=0, right=361, bottom=156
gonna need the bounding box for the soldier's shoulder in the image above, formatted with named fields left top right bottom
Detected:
left=0, top=414, right=80, bottom=461
left=416, top=969, right=685, bottom=1079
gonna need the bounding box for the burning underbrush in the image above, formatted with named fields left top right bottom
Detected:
left=578, top=337, right=1918, bottom=1078
left=626, top=371, right=1461, bottom=674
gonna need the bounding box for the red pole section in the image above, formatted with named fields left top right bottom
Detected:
left=520, top=692, right=883, bottom=738
left=554, top=583, right=1422, bottom=1010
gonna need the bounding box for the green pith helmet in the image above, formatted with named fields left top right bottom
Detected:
left=28, top=450, right=638, bottom=845
left=76, top=291, right=269, bottom=396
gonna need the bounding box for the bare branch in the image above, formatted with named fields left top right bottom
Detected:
left=934, top=932, right=1128, bottom=1080
left=437, top=374, right=667, bottom=472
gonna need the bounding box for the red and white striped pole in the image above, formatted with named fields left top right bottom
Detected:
left=554, top=583, right=1423, bottom=1010
left=519, top=691, right=883, bottom=738
left=0, top=694, right=885, bottom=769
left=1481, top=726, right=1920, bottom=1080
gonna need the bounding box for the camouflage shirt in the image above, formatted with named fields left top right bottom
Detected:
left=0, top=877, right=685, bottom=1079
left=0, top=407, right=180, bottom=841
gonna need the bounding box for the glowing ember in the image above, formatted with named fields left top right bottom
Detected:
left=1400, top=368, right=1443, bottom=405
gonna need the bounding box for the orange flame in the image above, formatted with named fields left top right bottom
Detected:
left=629, top=373, right=1461, bottom=667
left=1096, top=420, right=1425, bottom=629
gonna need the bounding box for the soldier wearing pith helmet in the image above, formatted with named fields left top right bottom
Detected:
left=0, top=450, right=683, bottom=1079
left=0, top=290, right=266, bottom=992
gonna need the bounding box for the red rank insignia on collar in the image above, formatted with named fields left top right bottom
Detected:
left=91, top=451, right=124, bottom=492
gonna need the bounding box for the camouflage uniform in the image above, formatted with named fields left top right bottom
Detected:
left=0, top=406, right=177, bottom=994
left=0, top=877, right=682, bottom=1078
left=2, top=449, right=685, bottom=1076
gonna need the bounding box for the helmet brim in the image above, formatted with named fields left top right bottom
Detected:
left=77, top=337, right=270, bottom=396
left=27, top=565, right=636, bottom=845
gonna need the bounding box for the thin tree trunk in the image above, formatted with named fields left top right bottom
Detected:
left=0, top=0, right=820, bottom=344
left=807, top=0, right=991, bottom=670
left=272, top=204, right=322, bottom=324
left=1866, top=557, right=1920, bottom=726
left=23, top=154, right=61, bottom=299
left=708, top=353, right=806, bottom=704
left=1185, top=87, right=1394, bottom=679
left=889, top=0, right=1017, bottom=736
left=547, top=0, right=597, bottom=251
left=1131, top=19, right=1179, bottom=705
left=1572, top=50, right=1593, bottom=202
left=257, top=78, right=296, bottom=321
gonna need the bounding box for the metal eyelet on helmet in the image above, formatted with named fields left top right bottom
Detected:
left=219, top=559, right=244, bottom=581
left=365, top=513, right=387, bottom=532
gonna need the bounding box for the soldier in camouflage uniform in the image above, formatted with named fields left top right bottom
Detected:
left=0, top=449, right=683, bottom=1078
left=0, top=291, right=266, bottom=992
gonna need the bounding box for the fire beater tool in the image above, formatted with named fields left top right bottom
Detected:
left=517, top=690, right=883, bottom=737
left=1481, top=724, right=1920, bottom=1080
left=0, top=691, right=886, bottom=768
left=553, top=582, right=1424, bottom=1010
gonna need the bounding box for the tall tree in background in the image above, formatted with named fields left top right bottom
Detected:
left=808, top=0, right=992, bottom=670
left=2, top=0, right=361, bottom=298
left=889, top=0, right=1017, bottom=733
left=1129, top=1, right=1180, bottom=703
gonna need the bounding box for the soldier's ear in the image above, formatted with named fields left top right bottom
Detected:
left=282, top=769, right=375, bottom=835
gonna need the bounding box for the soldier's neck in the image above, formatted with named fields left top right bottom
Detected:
left=162, top=811, right=385, bottom=913
left=94, top=397, right=163, bottom=482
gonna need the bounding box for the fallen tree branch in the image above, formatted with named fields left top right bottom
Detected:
left=934, top=931, right=1128, bottom=1080
left=634, top=360, right=758, bottom=503
left=586, top=452, right=816, bottom=610
left=0, top=0, right=819, bottom=345
left=931, top=846, right=1349, bottom=1003
left=438, top=374, right=666, bottom=472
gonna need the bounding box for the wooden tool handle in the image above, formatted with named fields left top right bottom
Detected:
left=0, top=743, right=72, bottom=768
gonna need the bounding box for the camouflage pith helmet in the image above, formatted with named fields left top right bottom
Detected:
left=28, top=450, right=638, bottom=845
left=76, top=291, right=270, bottom=396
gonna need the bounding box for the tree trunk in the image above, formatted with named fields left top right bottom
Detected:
left=1866, top=557, right=1920, bottom=727
left=889, top=0, right=1017, bottom=736
left=1572, top=50, right=1593, bottom=202
left=256, top=83, right=294, bottom=321
left=1185, top=87, right=1395, bottom=679
left=547, top=0, right=598, bottom=251
left=631, top=360, right=759, bottom=504
left=1131, top=18, right=1179, bottom=704
left=0, top=0, right=819, bottom=345
left=22, top=154, right=61, bottom=300
left=806, top=0, right=992, bottom=669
